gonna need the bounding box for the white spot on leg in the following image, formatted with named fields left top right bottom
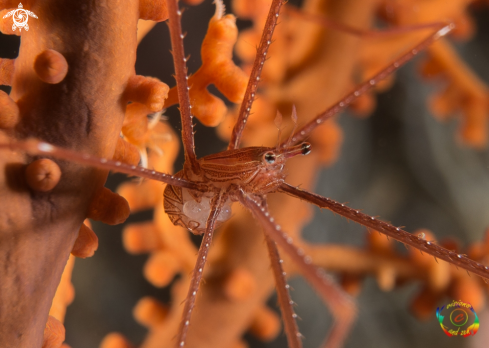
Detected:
left=38, top=142, right=55, bottom=152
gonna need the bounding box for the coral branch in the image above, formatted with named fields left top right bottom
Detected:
left=165, top=9, right=248, bottom=126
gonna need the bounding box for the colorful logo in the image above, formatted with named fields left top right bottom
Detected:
left=436, top=300, right=479, bottom=337
left=2, top=3, right=38, bottom=32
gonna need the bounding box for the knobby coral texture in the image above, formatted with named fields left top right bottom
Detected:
left=1, top=0, right=489, bottom=348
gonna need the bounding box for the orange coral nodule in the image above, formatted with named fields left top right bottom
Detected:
left=376, top=265, right=396, bottom=292
left=34, top=49, right=69, bottom=84
left=122, top=102, right=151, bottom=148
left=139, top=0, right=169, bottom=21
left=223, top=267, right=257, bottom=301
left=125, top=75, right=169, bottom=112
left=71, top=223, right=99, bottom=258
left=459, top=97, right=488, bottom=148
left=339, top=273, right=363, bottom=296
left=409, top=229, right=450, bottom=291
left=25, top=158, right=62, bottom=192
left=42, top=316, right=65, bottom=348
left=87, top=187, right=130, bottom=225
left=349, top=91, right=376, bottom=118
left=133, top=296, right=168, bottom=327
left=367, top=229, right=395, bottom=254
left=100, top=333, right=135, bottom=348
left=428, top=90, right=458, bottom=121
left=449, top=276, right=486, bottom=312
left=203, top=15, right=248, bottom=103
left=450, top=13, right=475, bottom=41
left=117, top=181, right=161, bottom=212
left=144, top=251, right=180, bottom=287
left=410, top=286, right=440, bottom=321
left=123, top=222, right=161, bottom=254
left=310, top=120, right=343, bottom=165
left=0, top=90, right=19, bottom=128
left=190, top=88, right=227, bottom=127
left=249, top=305, right=281, bottom=342
left=113, top=137, right=141, bottom=166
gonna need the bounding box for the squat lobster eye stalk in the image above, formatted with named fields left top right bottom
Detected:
left=278, top=142, right=312, bottom=159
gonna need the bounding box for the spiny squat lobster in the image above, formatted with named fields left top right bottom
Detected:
left=3, top=0, right=489, bottom=347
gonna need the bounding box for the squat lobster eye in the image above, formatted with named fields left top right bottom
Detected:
left=301, top=142, right=312, bottom=155
left=263, top=152, right=276, bottom=164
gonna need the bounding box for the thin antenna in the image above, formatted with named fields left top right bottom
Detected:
left=275, top=110, right=283, bottom=151
left=286, top=105, right=298, bottom=147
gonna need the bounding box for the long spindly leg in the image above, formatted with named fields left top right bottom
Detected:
left=280, top=22, right=454, bottom=147
left=176, top=190, right=225, bottom=348
left=0, top=139, right=205, bottom=191
left=279, top=182, right=489, bottom=280
left=238, top=190, right=356, bottom=348
left=166, top=0, right=200, bottom=175
left=265, top=231, right=302, bottom=348
left=227, top=0, right=285, bottom=150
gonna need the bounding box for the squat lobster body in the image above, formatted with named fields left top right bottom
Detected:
left=164, top=142, right=312, bottom=234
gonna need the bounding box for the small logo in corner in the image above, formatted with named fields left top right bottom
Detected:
left=436, top=300, right=480, bottom=337
left=2, top=3, right=38, bottom=32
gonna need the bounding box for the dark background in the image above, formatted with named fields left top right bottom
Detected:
left=1, top=1, right=489, bottom=347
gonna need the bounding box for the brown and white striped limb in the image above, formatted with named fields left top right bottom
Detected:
left=265, top=227, right=303, bottom=348
left=281, top=22, right=454, bottom=147
left=0, top=140, right=205, bottom=191
left=175, top=190, right=225, bottom=347
left=228, top=0, right=285, bottom=150
left=167, top=0, right=200, bottom=174
left=239, top=190, right=357, bottom=348
left=279, top=182, right=489, bottom=280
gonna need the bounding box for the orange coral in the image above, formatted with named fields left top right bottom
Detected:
left=376, top=0, right=489, bottom=147
left=165, top=7, right=248, bottom=126
left=0, top=0, right=171, bottom=346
